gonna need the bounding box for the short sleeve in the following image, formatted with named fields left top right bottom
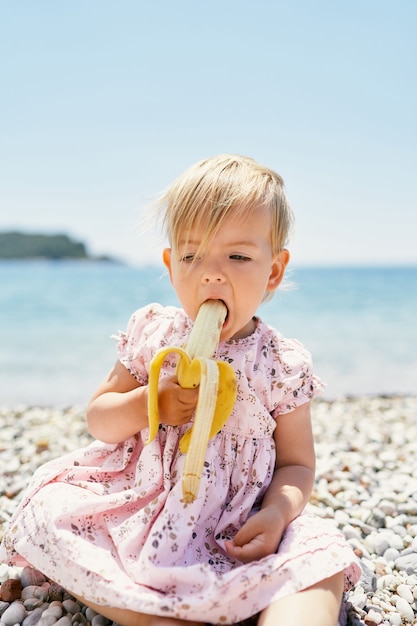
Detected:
left=271, top=336, right=325, bottom=416
left=115, top=303, right=190, bottom=385
left=116, top=306, right=154, bottom=385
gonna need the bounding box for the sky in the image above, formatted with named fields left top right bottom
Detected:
left=1, top=0, right=416, bottom=268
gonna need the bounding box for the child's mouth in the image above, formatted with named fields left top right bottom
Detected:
left=203, top=299, right=229, bottom=325
left=219, top=300, right=229, bottom=323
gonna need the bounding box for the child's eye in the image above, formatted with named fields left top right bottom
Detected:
left=230, top=254, right=251, bottom=262
left=181, top=254, right=195, bottom=263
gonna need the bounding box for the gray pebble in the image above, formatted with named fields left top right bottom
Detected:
left=1, top=601, right=28, bottom=626
left=359, top=561, right=377, bottom=593
left=91, top=615, right=110, bottom=626
left=55, top=617, right=72, bottom=626
left=394, top=552, right=417, bottom=571
left=22, top=607, right=46, bottom=626
left=61, top=601, right=81, bottom=615
left=84, top=608, right=97, bottom=622
left=38, top=615, right=59, bottom=626
left=366, top=508, right=386, bottom=529
left=0, top=602, right=10, bottom=618
left=47, top=584, right=64, bottom=603
left=23, top=598, right=44, bottom=611
left=71, top=612, right=88, bottom=625
left=41, top=605, right=63, bottom=620
left=20, top=569, right=47, bottom=589
left=21, top=586, right=49, bottom=603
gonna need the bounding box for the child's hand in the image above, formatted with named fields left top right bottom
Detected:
left=224, top=506, right=286, bottom=563
left=156, top=375, right=199, bottom=427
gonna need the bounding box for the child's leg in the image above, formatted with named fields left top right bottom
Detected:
left=70, top=593, right=202, bottom=626
left=257, top=572, right=345, bottom=626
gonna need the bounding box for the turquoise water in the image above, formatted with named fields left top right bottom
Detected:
left=0, top=261, right=416, bottom=405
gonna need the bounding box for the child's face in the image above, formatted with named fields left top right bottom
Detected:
left=163, top=204, right=289, bottom=342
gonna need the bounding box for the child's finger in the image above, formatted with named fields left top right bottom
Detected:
left=224, top=538, right=264, bottom=564
left=232, top=514, right=263, bottom=547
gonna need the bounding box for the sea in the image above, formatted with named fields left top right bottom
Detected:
left=0, top=260, right=416, bottom=407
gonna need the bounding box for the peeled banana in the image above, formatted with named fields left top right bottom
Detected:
left=147, top=300, right=237, bottom=502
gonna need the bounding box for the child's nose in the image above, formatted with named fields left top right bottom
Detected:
left=202, top=262, right=225, bottom=283
left=203, top=275, right=224, bottom=283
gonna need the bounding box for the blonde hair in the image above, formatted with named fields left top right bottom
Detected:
left=158, top=154, right=294, bottom=255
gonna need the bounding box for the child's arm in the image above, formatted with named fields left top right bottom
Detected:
left=87, top=360, right=199, bottom=444
left=225, top=401, right=315, bottom=563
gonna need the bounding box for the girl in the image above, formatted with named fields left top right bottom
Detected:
left=0, top=155, right=361, bottom=626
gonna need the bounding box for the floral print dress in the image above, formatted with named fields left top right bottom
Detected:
left=0, top=304, right=360, bottom=624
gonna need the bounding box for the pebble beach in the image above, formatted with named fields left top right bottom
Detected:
left=1, top=396, right=417, bottom=626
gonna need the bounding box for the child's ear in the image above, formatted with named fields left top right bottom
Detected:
left=162, top=248, right=173, bottom=281
left=266, top=249, right=290, bottom=292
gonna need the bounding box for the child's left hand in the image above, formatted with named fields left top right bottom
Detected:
left=224, top=506, right=285, bottom=563
left=225, top=402, right=315, bottom=564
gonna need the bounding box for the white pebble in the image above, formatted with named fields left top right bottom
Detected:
left=389, top=525, right=407, bottom=538
left=383, top=548, right=400, bottom=563
left=0, top=564, right=9, bottom=584
left=386, top=533, right=405, bottom=551
left=377, top=574, right=396, bottom=590
left=395, top=596, right=414, bottom=620
left=379, top=599, right=394, bottom=612
left=407, top=524, right=417, bottom=537
left=334, top=509, right=350, bottom=525
left=367, top=608, right=383, bottom=624
left=396, top=583, right=414, bottom=603
left=378, top=500, right=396, bottom=516
left=365, top=533, right=389, bottom=556
left=349, top=592, right=367, bottom=609
left=405, top=574, right=417, bottom=585
left=388, top=612, right=402, bottom=626
left=342, top=524, right=362, bottom=541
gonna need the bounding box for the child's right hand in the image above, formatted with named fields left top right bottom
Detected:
left=87, top=361, right=199, bottom=444
left=156, top=375, right=199, bottom=427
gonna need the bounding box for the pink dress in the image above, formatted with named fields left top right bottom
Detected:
left=0, top=304, right=360, bottom=624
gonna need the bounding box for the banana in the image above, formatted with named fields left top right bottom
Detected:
left=183, top=299, right=229, bottom=360
left=146, top=300, right=237, bottom=502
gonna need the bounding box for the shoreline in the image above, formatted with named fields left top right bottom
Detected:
left=1, top=395, right=417, bottom=624
left=1, top=391, right=415, bottom=411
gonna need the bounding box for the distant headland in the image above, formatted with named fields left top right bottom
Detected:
left=0, top=231, right=118, bottom=262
